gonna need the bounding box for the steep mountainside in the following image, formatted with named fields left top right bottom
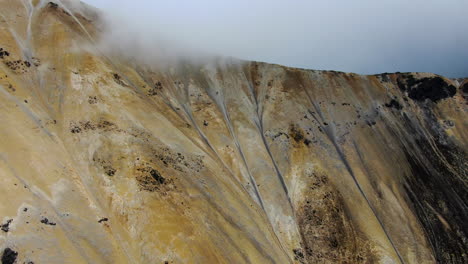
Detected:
left=0, top=1, right=467, bottom=263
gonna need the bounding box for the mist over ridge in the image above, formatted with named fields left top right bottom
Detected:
left=82, top=0, right=468, bottom=77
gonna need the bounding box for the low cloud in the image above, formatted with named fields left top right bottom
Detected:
left=79, top=0, right=468, bottom=77
left=55, top=0, right=213, bottom=68
left=94, top=12, right=215, bottom=68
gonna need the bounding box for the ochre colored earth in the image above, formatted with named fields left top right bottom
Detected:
left=0, top=1, right=466, bottom=263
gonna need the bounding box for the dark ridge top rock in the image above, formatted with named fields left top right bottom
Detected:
left=397, top=74, right=456, bottom=103
left=461, top=82, right=468, bottom=100
left=48, top=2, right=59, bottom=9
left=1, top=248, right=18, bottom=264
left=375, top=73, right=391, bottom=82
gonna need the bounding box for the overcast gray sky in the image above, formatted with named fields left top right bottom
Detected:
left=83, top=0, right=468, bottom=77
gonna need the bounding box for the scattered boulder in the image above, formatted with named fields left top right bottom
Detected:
left=136, top=166, right=168, bottom=192
left=1, top=248, right=18, bottom=264
left=88, top=96, right=98, bottom=104
left=112, top=73, right=128, bottom=87
left=289, top=124, right=311, bottom=147
left=0, top=48, right=10, bottom=59
left=1, top=219, right=12, bottom=232
left=293, top=248, right=305, bottom=263
left=40, top=217, right=56, bottom=226
left=384, top=99, right=403, bottom=110
left=104, top=166, right=116, bottom=176
left=98, top=218, right=108, bottom=223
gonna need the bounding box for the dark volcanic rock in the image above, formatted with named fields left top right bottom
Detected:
left=40, top=218, right=56, bottom=226
left=1, top=248, right=18, bottom=264
left=384, top=99, right=403, bottom=110
left=392, top=111, right=468, bottom=264
left=397, top=74, right=456, bottom=103
left=1, top=219, right=12, bottom=232
left=461, top=82, right=468, bottom=101
left=48, top=2, right=58, bottom=9
left=0, top=48, right=10, bottom=59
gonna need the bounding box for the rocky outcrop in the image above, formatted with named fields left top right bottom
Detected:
left=0, top=1, right=466, bottom=263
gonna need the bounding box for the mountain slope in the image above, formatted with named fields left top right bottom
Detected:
left=0, top=1, right=466, bottom=263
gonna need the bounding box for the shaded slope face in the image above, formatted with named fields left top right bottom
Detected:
left=0, top=1, right=467, bottom=263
